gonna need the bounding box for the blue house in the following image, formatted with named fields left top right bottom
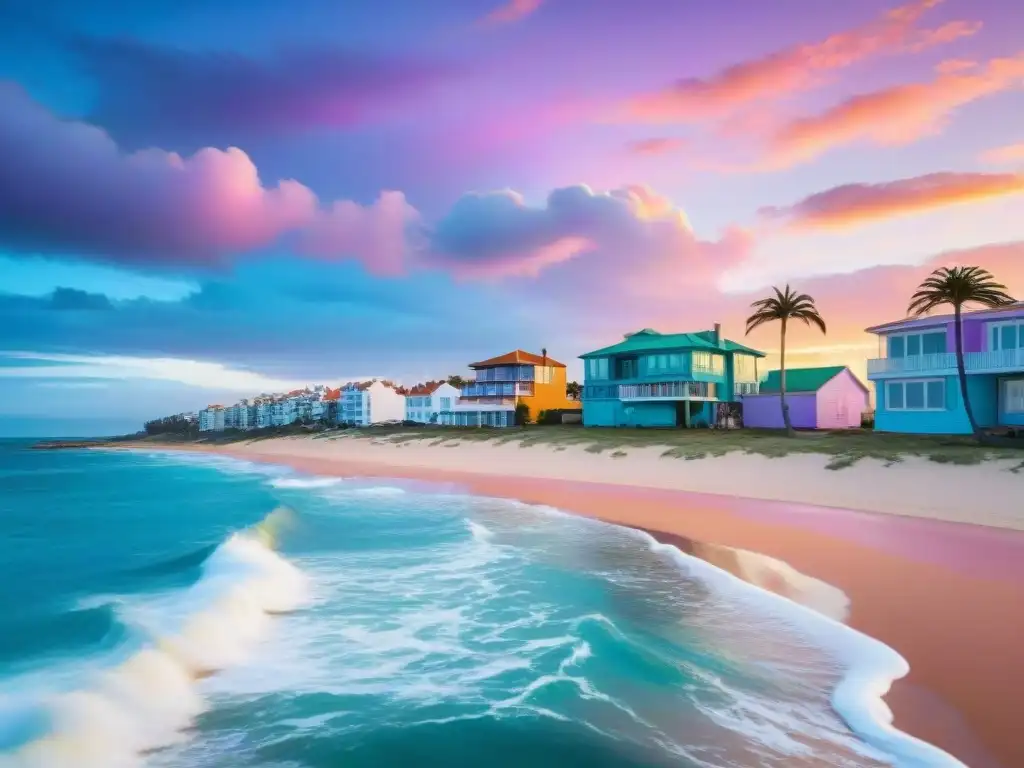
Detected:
left=865, top=303, right=1024, bottom=434
left=579, top=326, right=766, bottom=427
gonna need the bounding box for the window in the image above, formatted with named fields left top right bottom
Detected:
left=734, top=354, right=758, bottom=383
left=692, top=351, right=724, bottom=374
left=989, top=321, right=1023, bottom=351
left=535, top=365, right=553, bottom=384
left=1003, top=379, right=1024, bottom=413
left=440, top=397, right=451, bottom=410
left=888, top=330, right=946, bottom=358
left=886, top=378, right=945, bottom=411
left=587, top=358, right=609, bottom=380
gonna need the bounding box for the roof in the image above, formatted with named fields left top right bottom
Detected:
left=321, top=387, right=341, bottom=402
left=758, top=366, right=866, bottom=394
left=469, top=349, right=566, bottom=368
left=865, top=302, right=1024, bottom=334
left=579, top=328, right=766, bottom=359
left=406, top=381, right=445, bottom=396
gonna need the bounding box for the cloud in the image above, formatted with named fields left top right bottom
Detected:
left=49, top=287, right=114, bottom=311
left=0, top=351, right=310, bottom=392
left=481, top=0, right=544, bottom=25
left=426, top=184, right=746, bottom=283
left=626, top=137, right=688, bottom=156
left=74, top=37, right=455, bottom=147
left=981, top=142, right=1024, bottom=165
left=0, top=83, right=417, bottom=274
left=624, top=0, right=976, bottom=122
left=760, top=172, right=1024, bottom=229
left=766, top=54, right=1024, bottom=166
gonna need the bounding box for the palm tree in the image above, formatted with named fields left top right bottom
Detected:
left=907, top=266, right=1015, bottom=441
left=745, top=285, right=827, bottom=436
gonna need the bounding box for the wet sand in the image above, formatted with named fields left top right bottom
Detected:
left=129, top=443, right=1024, bottom=768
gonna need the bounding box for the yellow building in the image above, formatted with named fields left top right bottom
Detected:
left=440, top=349, right=580, bottom=427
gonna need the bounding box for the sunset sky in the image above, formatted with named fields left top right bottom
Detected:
left=1, top=0, right=1023, bottom=435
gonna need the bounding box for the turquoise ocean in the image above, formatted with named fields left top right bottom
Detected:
left=0, top=440, right=962, bottom=768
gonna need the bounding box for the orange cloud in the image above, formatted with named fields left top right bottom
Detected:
left=760, top=172, right=1024, bottom=229
left=981, top=142, right=1024, bottom=164
left=481, top=0, right=543, bottom=25
left=768, top=54, right=1024, bottom=166
left=624, top=0, right=976, bottom=122
left=626, top=137, right=688, bottom=155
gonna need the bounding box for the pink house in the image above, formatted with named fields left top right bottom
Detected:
left=742, top=366, right=869, bottom=430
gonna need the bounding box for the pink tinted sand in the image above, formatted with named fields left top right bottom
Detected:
left=145, top=444, right=1024, bottom=768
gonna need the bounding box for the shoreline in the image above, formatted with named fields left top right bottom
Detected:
left=119, top=438, right=1024, bottom=768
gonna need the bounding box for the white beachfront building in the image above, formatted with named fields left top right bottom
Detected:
left=404, top=382, right=461, bottom=424
left=338, top=381, right=405, bottom=426
left=198, top=405, right=226, bottom=432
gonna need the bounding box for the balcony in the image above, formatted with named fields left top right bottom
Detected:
left=867, top=349, right=1024, bottom=377
left=460, top=382, right=534, bottom=397
left=473, top=366, right=534, bottom=383
left=619, top=381, right=716, bottom=401
left=734, top=381, right=760, bottom=396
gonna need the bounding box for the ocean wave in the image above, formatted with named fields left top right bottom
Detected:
left=631, top=529, right=969, bottom=768
left=0, top=509, right=307, bottom=768
left=269, top=477, right=342, bottom=490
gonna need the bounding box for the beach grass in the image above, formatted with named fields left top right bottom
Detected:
left=313, top=424, right=1024, bottom=470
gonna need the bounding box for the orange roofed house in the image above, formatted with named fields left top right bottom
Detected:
left=439, top=350, right=579, bottom=427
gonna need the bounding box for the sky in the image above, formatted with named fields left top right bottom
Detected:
left=1, top=0, right=1023, bottom=435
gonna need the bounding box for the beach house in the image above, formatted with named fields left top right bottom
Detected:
left=405, top=381, right=461, bottom=424
left=742, top=366, right=869, bottom=430
left=866, top=303, right=1024, bottom=433
left=337, top=380, right=405, bottom=426
left=579, top=326, right=765, bottom=428
left=439, top=350, right=578, bottom=427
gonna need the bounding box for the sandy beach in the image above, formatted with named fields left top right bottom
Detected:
left=134, top=435, right=1024, bottom=768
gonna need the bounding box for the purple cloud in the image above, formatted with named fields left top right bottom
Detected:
left=0, top=83, right=417, bottom=274
left=73, top=36, right=456, bottom=147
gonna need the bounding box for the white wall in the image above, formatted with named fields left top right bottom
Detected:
left=365, top=382, right=405, bottom=424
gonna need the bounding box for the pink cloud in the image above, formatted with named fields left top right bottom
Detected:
left=624, top=0, right=976, bottom=122
left=766, top=54, right=1024, bottom=166
left=981, top=142, right=1024, bottom=165
left=481, top=0, right=544, bottom=26
left=625, top=137, right=689, bottom=156
left=760, top=172, right=1024, bottom=229
left=0, top=82, right=415, bottom=275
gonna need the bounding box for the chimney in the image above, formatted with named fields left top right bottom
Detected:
left=713, top=323, right=722, bottom=346
left=542, top=347, right=548, bottom=365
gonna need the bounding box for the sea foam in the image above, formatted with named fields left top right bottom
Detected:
left=0, top=510, right=307, bottom=768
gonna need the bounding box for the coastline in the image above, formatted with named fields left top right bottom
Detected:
left=117, top=436, right=1024, bottom=768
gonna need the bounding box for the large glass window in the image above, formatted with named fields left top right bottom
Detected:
left=1002, top=379, right=1024, bottom=413
left=692, top=351, right=724, bottom=374
left=886, top=379, right=945, bottom=411
left=989, top=321, right=1023, bottom=351
left=734, top=354, right=758, bottom=382
left=887, top=330, right=946, bottom=358
left=586, top=358, right=609, bottom=380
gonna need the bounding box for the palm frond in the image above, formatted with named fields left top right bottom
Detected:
left=745, top=285, right=827, bottom=336
left=908, top=265, right=1016, bottom=317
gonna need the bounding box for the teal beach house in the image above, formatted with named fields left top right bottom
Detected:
left=866, top=303, right=1024, bottom=434
left=579, top=326, right=766, bottom=427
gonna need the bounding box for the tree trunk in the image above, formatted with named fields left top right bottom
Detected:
left=954, top=305, right=984, bottom=442
left=780, top=318, right=794, bottom=436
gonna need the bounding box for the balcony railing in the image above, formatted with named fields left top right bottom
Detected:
left=461, top=382, right=534, bottom=397
left=867, top=349, right=1024, bottom=376
left=734, top=381, right=760, bottom=396
left=619, top=381, right=716, bottom=401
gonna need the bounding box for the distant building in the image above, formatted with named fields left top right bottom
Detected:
left=405, top=381, right=461, bottom=424
left=439, top=349, right=578, bottom=427
left=198, top=405, right=226, bottom=432
left=866, top=303, right=1024, bottom=433
left=742, top=366, right=868, bottom=430
left=579, top=326, right=765, bottom=427
left=338, top=380, right=405, bottom=426
left=224, top=403, right=250, bottom=430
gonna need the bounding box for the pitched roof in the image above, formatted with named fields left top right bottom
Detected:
left=469, top=350, right=566, bottom=368
left=406, top=381, right=445, bottom=396
left=322, top=387, right=341, bottom=402
left=758, top=366, right=864, bottom=394
left=579, top=328, right=765, bottom=359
